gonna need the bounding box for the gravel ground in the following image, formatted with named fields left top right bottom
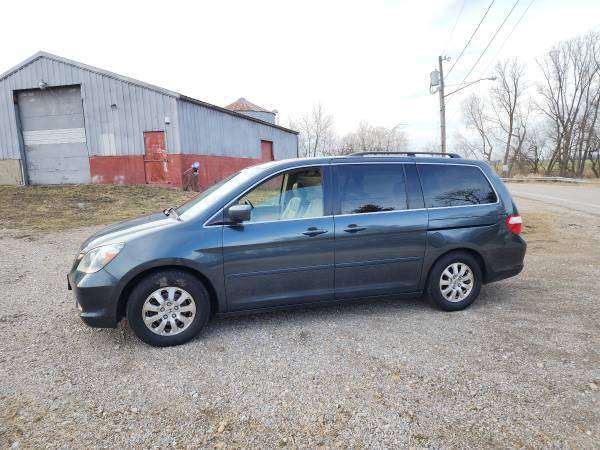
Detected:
left=1, top=198, right=599, bottom=448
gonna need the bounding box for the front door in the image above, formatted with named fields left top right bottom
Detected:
left=223, top=166, right=334, bottom=310
left=143, top=131, right=169, bottom=183
left=333, top=163, right=427, bottom=299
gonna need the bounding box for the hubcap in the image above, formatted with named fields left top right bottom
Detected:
left=439, top=262, right=474, bottom=303
left=142, top=287, right=196, bottom=336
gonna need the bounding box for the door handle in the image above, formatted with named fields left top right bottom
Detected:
left=302, top=227, right=328, bottom=237
left=344, top=224, right=366, bottom=233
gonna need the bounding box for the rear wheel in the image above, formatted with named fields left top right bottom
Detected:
left=427, top=252, right=482, bottom=311
left=126, top=270, right=210, bottom=346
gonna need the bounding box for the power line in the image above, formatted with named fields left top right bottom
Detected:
left=446, top=0, right=496, bottom=78
left=442, top=0, right=466, bottom=55
left=480, top=0, right=536, bottom=75
left=460, top=0, right=521, bottom=83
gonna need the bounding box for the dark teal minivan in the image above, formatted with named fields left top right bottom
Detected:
left=68, top=152, right=526, bottom=346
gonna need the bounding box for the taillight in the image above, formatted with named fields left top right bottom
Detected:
left=506, top=214, right=523, bottom=234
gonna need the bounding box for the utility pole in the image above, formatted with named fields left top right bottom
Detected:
left=438, top=55, right=447, bottom=152
left=430, top=57, right=495, bottom=154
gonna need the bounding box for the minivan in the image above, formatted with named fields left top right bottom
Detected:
left=68, top=152, right=526, bottom=346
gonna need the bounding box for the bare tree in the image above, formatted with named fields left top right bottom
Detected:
left=513, top=123, right=549, bottom=174
left=590, top=127, right=600, bottom=176
left=289, top=105, right=410, bottom=157
left=452, top=29, right=600, bottom=178
left=490, top=59, right=528, bottom=176
left=420, top=141, right=441, bottom=152
left=460, top=94, right=495, bottom=161
left=537, top=31, right=600, bottom=177
left=340, top=121, right=408, bottom=154
left=289, top=103, right=336, bottom=157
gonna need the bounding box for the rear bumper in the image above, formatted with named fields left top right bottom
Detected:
left=484, top=235, right=527, bottom=283
left=484, top=263, right=524, bottom=283
left=68, top=269, right=119, bottom=328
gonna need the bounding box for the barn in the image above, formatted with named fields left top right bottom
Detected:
left=0, top=52, right=298, bottom=188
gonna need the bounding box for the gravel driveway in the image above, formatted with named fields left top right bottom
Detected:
left=1, top=198, right=599, bottom=448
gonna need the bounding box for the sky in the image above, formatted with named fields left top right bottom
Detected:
left=1, top=0, right=599, bottom=149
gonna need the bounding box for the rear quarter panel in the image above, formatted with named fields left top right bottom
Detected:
left=417, top=161, right=524, bottom=288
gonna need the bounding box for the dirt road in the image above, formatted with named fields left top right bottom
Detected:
left=508, top=182, right=600, bottom=215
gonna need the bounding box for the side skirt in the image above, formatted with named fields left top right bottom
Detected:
left=215, top=291, right=424, bottom=318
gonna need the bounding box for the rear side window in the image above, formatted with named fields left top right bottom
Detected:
left=418, top=164, right=497, bottom=208
left=336, top=164, right=407, bottom=214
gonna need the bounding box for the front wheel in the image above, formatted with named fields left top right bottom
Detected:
left=426, top=252, right=482, bottom=311
left=126, top=270, right=210, bottom=346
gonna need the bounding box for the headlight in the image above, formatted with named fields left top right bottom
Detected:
left=77, top=243, right=124, bottom=273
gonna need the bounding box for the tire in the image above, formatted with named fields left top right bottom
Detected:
left=426, top=251, right=482, bottom=311
left=126, top=270, right=210, bottom=347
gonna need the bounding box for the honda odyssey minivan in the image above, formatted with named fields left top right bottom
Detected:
left=68, top=152, right=526, bottom=346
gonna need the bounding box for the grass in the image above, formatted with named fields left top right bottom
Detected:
left=0, top=184, right=197, bottom=234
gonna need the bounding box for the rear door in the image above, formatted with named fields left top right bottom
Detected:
left=223, top=165, right=335, bottom=310
left=143, top=131, right=169, bottom=184
left=333, top=162, right=427, bottom=299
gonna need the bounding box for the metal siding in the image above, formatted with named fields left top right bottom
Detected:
left=239, top=110, right=276, bottom=123
left=177, top=99, right=298, bottom=160
left=0, top=56, right=178, bottom=161
left=80, top=68, right=95, bottom=156
left=0, top=76, right=19, bottom=159
left=1, top=55, right=294, bottom=164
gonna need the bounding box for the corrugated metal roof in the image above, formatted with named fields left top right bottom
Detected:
left=0, top=51, right=179, bottom=97
left=0, top=52, right=297, bottom=135
left=180, top=96, right=297, bottom=134
left=225, top=97, right=272, bottom=113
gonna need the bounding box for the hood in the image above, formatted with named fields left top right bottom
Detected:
left=79, top=212, right=177, bottom=253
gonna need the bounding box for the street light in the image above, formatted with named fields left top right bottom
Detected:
left=444, top=76, right=497, bottom=97
left=430, top=56, right=496, bottom=152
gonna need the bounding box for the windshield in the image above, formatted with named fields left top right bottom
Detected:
left=176, top=166, right=262, bottom=219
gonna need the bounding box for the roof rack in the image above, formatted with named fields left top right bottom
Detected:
left=350, top=151, right=462, bottom=158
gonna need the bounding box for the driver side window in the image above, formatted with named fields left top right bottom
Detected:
left=237, top=168, right=324, bottom=222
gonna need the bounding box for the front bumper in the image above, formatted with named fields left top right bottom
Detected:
left=68, top=269, right=120, bottom=328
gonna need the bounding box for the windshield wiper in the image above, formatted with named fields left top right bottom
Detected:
left=163, top=207, right=182, bottom=221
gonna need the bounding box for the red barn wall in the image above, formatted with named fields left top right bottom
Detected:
left=88, top=149, right=274, bottom=189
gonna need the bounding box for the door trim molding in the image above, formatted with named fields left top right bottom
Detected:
left=336, top=256, right=421, bottom=269
left=226, top=263, right=334, bottom=279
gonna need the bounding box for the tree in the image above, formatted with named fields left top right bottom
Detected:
left=458, top=61, right=528, bottom=171
left=513, top=124, right=549, bottom=174
left=459, top=94, right=494, bottom=161
left=490, top=59, right=528, bottom=176
left=339, top=121, right=408, bottom=154
left=289, top=103, right=336, bottom=157
left=537, top=31, right=600, bottom=177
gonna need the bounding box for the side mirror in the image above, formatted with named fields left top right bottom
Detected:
left=227, top=204, right=252, bottom=223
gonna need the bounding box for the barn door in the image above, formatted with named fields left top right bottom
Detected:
left=261, top=140, right=274, bottom=161
left=17, top=86, right=90, bottom=184
left=143, top=131, right=169, bottom=184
